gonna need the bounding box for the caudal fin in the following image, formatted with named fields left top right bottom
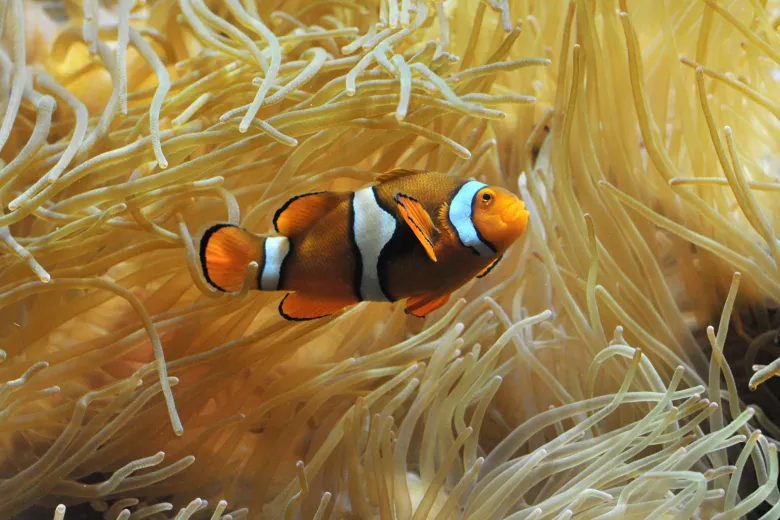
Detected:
left=199, top=224, right=264, bottom=292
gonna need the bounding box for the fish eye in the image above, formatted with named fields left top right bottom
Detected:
left=480, top=191, right=494, bottom=205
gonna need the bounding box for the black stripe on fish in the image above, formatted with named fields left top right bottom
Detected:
left=347, top=192, right=364, bottom=302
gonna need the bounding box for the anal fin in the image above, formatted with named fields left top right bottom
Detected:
left=273, top=191, right=346, bottom=237
left=405, top=292, right=452, bottom=318
left=279, top=293, right=357, bottom=321
left=477, top=255, right=503, bottom=278
left=395, top=193, right=438, bottom=262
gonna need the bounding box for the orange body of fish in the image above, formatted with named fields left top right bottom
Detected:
left=199, top=169, right=530, bottom=320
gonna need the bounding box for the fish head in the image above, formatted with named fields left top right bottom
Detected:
left=471, top=186, right=530, bottom=251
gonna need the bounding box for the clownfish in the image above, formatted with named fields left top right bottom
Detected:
left=199, top=169, right=530, bottom=320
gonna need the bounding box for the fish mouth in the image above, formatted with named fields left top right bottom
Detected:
left=502, top=201, right=530, bottom=227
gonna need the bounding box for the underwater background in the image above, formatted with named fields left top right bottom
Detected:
left=1, top=0, right=780, bottom=518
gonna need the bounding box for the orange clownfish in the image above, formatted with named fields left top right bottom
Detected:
left=199, top=169, right=530, bottom=321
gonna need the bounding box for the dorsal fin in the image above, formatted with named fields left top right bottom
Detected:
left=273, top=191, right=346, bottom=237
left=375, top=168, right=425, bottom=184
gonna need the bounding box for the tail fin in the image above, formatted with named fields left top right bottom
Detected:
left=199, top=224, right=264, bottom=292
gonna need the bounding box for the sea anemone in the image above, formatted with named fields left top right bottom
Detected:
left=1, top=0, right=779, bottom=519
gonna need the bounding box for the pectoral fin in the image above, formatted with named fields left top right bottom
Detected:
left=395, top=193, right=438, bottom=262
left=278, top=292, right=357, bottom=321
left=405, top=292, right=452, bottom=318
left=477, top=255, right=503, bottom=278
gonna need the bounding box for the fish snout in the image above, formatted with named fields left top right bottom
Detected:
left=502, top=200, right=530, bottom=230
